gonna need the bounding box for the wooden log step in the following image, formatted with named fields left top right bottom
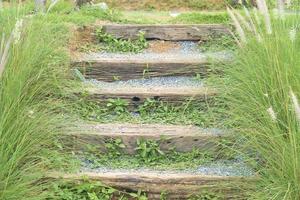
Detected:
left=49, top=170, right=252, bottom=199
left=62, top=123, right=229, bottom=154
left=101, top=24, right=230, bottom=41
left=73, top=54, right=221, bottom=82
left=82, top=83, right=217, bottom=106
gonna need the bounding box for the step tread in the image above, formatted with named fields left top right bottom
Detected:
left=87, top=84, right=215, bottom=95
left=74, top=51, right=227, bottom=63
left=63, top=123, right=227, bottom=154
left=101, top=24, right=230, bottom=41
left=72, top=48, right=230, bottom=81
left=49, top=168, right=253, bottom=199
left=68, top=123, right=225, bottom=137
left=83, top=81, right=216, bottom=106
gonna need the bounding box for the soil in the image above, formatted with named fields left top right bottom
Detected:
left=147, top=41, right=180, bottom=53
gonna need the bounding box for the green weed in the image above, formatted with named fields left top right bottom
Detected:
left=198, top=35, right=236, bottom=52
left=135, top=139, right=165, bottom=163
left=96, top=29, right=148, bottom=53
left=49, top=180, right=148, bottom=200
left=80, top=142, right=215, bottom=170
left=106, top=98, right=129, bottom=114
left=188, top=191, right=223, bottom=200
left=105, top=138, right=126, bottom=157
left=70, top=97, right=227, bottom=128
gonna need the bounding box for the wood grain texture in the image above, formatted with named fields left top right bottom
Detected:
left=101, top=24, right=230, bottom=41
left=84, top=85, right=217, bottom=106
left=62, top=123, right=229, bottom=154
left=49, top=171, right=250, bottom=199
left=72, top=59, right=214, bottom=82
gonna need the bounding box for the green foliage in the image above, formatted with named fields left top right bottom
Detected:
left=49, top=180, right=148, bottom=200
left=199, top=35, right=236, bottom=52
left=46, top=4, right=122, bottom=26
left=105, top=138, right=126, bottom=157
left=226, top=9, right=300, bottom=200
left=171, top=12, right=229, bottom=24
left=81, top=142, right=215, bottom=170
left=188, top=191, right=223, bottom=200
left=96, top=29, right=148, bottom=53
left=0, top=8, right=69, bottom=200
left=70, top=96, right=226, bottom=128
left=104, top=0, right=231, bottom=10
left=106, top=98, right=129, bottom=114
left=135, top=139, right=165, bottom=163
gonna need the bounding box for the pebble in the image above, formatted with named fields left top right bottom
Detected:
left=85, top=76, right=204, bottom=89
left=82, top=41, right=231, bottom=62
left=79, top=155, right=254, bottom=177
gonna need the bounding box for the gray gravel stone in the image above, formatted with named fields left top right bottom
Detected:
left=85, top=76, right=205, bottom=89
left=80, top=157, right=254, bottom=177
left=80, top=41, right=232, bottom=63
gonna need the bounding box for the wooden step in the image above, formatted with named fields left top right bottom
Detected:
left=49, top=170, right=251, bottom=199
left=62, top=123, right=229, bottom=154
left=72, top=52, right=229, bottom=82
left=101, top=24, right=230, bottom=41
left=82, top=83, right=217, bottom=106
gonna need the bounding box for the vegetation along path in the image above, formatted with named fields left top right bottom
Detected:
left=3, top=1, right=300, bottom=200
left=52, top=11, right=255, bottom=199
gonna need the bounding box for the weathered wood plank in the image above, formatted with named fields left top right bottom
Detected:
left=84, top=86, right=217, bottom=106
left=101, top=24, right=230, bottom=41
left=49, top=171, right=251, bottom=199
left=72, top=59, right=213, bottom=82
left=62, top=123, right=229, bottom=154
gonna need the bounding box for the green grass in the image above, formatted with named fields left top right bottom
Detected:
left=44, top=1, right=229, bottom=25
left=49, top=179, right=225, bottom=200
left=95, top=29, right=148, bottom=53
left=0, top=5, right=71, bottom=200
left=226, top=6, right=300, bottom=200
left=79, top=146, right=219, bottom=171
left=68, top=97, right=228, bottom=128
left=101, top=0, right=232, bottom=11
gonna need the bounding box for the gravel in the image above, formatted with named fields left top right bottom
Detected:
left=81, top=41, right=232, bottom=62
left=85, top=76, right=205, bottom=88
left=196, top=160, right=254, bottom=177
left=79, top=157, right=254, bottom=177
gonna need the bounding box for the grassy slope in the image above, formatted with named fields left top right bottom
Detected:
left=100, top=0, right=228, bottom=11
left=46, top=1, right=229, bottom=25
left=0, top=6, right=70, bottom=200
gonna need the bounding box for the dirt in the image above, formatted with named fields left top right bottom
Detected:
left=147, top=41, right=180, bottom=53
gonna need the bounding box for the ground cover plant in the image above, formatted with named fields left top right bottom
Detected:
left=44, top=1, right=230, bottom=25
left=69, top=97, right=228, bottom=128
left=226, top=1, right=300, bottom=199
left=100, top=0, right=235, bottom=11
left=95, top=29, right=148, bottom=53
left=2, top=0, right=286, bottom=199
left=0, top=6, right=70, bottom=200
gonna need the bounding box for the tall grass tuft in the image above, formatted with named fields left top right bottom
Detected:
left=0, top=7, right=69, bottom=200
left=227, top=0, right=300, bottom=199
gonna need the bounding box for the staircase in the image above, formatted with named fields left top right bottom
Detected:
left=56, top=23, right=254, bottom=199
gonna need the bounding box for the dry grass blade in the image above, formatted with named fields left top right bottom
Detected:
left=0, top=33, right=12, bottom=77
left=290, top=89, right=300, bottom=124
left=256, top=0, right=272, bottom=34
left=227, top=7, right=247, bottom=44
left=243, top=6, right=262, bottom=41
left=47, top=0, right=60, bottom=13
left=234, top=10, right=252, bottom=32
